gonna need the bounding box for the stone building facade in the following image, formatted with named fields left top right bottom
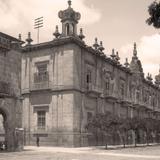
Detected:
left=21, top=1, right=160, bottom=147
left=0, top=32, right=23, bottom=151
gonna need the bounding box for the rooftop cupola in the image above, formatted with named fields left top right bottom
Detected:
left=58, top=0, right=81, bottom=37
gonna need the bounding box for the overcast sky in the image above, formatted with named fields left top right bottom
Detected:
left=0, top=0, right=160, bottom=78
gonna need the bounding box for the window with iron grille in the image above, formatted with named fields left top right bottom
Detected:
left=34, top=62, right=49, bottom=83
left=37, top=111, right=46, bottom=130
left=105, top=78, right=110, bottom=90
left=37, top=63, right=47, bottom=75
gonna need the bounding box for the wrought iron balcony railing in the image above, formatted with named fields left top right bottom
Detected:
left=34, top=72, right=49, bottom=83
left=31, top=72, right=50, bottom=90
left=31, top=81, right=50, bottom=90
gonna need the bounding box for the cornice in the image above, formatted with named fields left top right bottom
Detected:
left=22, top=36, right=132, bottom=74
left=21, top=36, right=160, bottom=90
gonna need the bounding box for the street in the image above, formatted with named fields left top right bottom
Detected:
left=1, top=145, right=160, bottom=160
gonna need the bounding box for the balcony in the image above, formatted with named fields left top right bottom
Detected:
left=102, top=89, right=117, bottom=100
left=34, top=72, right=49, bottom=82
left=31, top=82, right=50, bottom=91
left=0, top=81, right=10, bottom=97
left=31, top=73, right=50, bottom=91
left=86, top=83, right=103, bottom=94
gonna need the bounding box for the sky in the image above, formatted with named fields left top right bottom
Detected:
left=0, top=0, right=160, bottom=78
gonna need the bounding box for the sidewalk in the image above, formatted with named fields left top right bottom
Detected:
left=24, top=143, right=160, bottom=152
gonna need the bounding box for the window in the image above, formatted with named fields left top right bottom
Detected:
left=37, top=63, right=47, bottom=75
left=120, top=82, right=125, bottom=98
left=135, top=90, right=140, bottom=102
left=105, top=78, right=110, bottom=90
left=86, top=70, right=92, bottom=84
left=71, top=23, right=75, bottom=34
left=66, top=23, right=70, bottom=36
left=34, top=62, right=49, bottom=82
left=37, top=111, right=46, bottom=130
left=87, top=112, right=93, bottom=122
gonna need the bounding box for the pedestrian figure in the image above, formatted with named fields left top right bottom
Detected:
left=36, top=136, right=40, bottom=147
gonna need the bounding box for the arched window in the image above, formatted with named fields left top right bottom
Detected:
left=71, top=23, right=75, bottom=34
left=65, top=23, right=70, bottom=36
left=105, top=77, right=110, bottom=90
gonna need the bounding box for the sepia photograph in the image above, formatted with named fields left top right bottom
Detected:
left=0, top=0, right=160, bottom=159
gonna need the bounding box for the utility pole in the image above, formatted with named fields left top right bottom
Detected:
left=34, top=17, right=43, bottom=44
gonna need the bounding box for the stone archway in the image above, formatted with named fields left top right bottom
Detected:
left=0, top=111, right=6, bottom=150
left=0, top=106, right=23, bottom=152
left=0, top=107, right=13, bottom=151
left=0, top=107, right=8, bottom=151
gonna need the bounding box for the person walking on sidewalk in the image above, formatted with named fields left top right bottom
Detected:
left=36, top=136, right=40, bottom=147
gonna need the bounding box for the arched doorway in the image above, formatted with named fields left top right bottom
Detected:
left=0, top=109, right=7, bottom=151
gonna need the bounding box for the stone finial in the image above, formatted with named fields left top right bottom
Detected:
left=115, top=51, right=120, bottom=62
left=93, top=37, right=99, bottom=50
left=26, top=32, right=33, bottom=45
left=99, top=41, right=105, bottom=52
left=18, top=33, right=25, bottom=45
left=133, top=42, right=137, bottom=57
left=155, top=65, right=160, bottom=85
left=110, top=49, right=116, bottom=60
left=18, top=34, right=22, bottom=41
left=68, top=0, right=72, bottom=8
left=150, top=74, right=153, bottom=81
left=79, top=28, right=85, bottom=40
left=53, top=25, right=61, bottom=38
left=124, top=58, right=129, bottom=68
left=147, top=73, right=153, bottom=82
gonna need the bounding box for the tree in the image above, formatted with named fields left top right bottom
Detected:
left=118, top=118, right=131, bottom=148
left=128, top=117, right=145, bottom=147
left=146, top=1, right=160, bottom=29
left=86, top=111, right=121, bottom=148
left=141, top=118, right=154, bottom=145
left=86, top=112, right=131, bottom=148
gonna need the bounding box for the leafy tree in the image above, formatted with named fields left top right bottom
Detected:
left=140, top=118, right=154, bottom=145
left=86, top=111, right=160, bottom=148
left=146, top=1, right=160, bottom=29
left=118, top=118, right=131, bottom=148
left=86, top=111, right=120, bottom=148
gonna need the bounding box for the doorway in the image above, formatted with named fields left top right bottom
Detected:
left=0, top=112, right=6, bottom=151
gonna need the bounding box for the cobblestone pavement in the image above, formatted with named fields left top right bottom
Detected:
left=1, top=145, right=160, bottom=160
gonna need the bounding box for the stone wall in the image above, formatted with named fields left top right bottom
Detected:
left=0, top=35, right=23, bottom=151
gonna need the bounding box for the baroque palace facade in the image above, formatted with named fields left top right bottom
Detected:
left=21, top=1, right=160, bottom=147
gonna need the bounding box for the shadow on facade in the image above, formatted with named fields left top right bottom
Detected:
left=0, top=107, right=23, bottom=152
